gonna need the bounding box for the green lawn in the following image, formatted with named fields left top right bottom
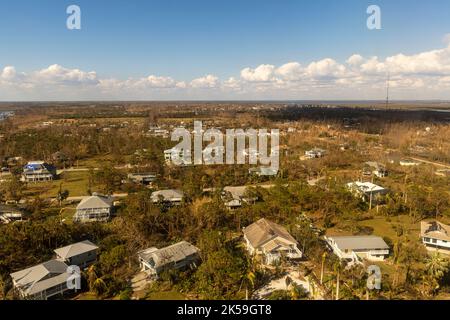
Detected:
left=25, top=171, right=90, bottom=198
left=357, top=215, right=421, bottom=243
left=146, top=291, right=186, bottom=300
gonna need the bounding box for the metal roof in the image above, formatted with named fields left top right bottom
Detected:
left=327, top=236, right=389, bottom=251
left=76, top=195, right=113, bottom=210
left=138, top=241, right=199, bottom=269
left=10, top=259, right=69, bottom=295
left=54, top=240, right=99, bottom=260
left=151, top=189, right=184, bottom=202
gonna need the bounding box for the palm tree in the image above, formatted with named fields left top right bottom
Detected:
left=92, top=278, right=107, bottom=297
left=87, top=265, right=99, bottom=292
left=333, top=261, right=343, bottom=300
left=426, top=252, right=449, bottom=293
left=320, top=252, right=327, bottom=285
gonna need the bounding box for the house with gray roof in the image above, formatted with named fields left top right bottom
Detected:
left=325, top=235, right=389, bottom=263
left=421, top=220, right=450, bottom=254
left=73, top=193, right=113, bottom=223
left=54, top=240, right=99, bottom=269
left=243, top=218, right=302, bottom=265
left=151, top=189, right=184, bottom=205
left=10, top=260, right=73, bottom=300
left=127, top=173, right=157, bottom=185
left=137, top=241, right=200, bottom=277
left=346, top=181, right=388, bottom=203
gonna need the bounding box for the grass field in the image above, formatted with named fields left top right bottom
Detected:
left=24, top=171, right=90, bottom=198
left=145, top=291, right=186, bottom=300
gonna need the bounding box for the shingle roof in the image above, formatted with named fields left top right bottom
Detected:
left=243, top=218, right=297, bottom=249
left=328, top=236, right=389, bottom=251
left=76, top=195, right=113, bottom=210
left=421, top=220, right=450, bottom=242
left=54, top=240, right=99, bottom=260
left=138, top=241, right=199, bottom=269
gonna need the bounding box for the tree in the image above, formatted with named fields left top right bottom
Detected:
left=425, top=252, right=449, bottom=294
left=333, top=261, right=343, bottom=300
left=320, top=252, right=327, bottom=285
left=57, top=184, right=69, bottom=207
left=3, top=175, right=24, bottom=202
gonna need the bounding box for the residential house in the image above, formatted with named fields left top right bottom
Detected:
left=221, top=186, right=257, bottom=209
left=127, top=173, right=157, bottom=185
left=363, top=161, right=387, bottom=178
left=420, top=220, right=450, bottom=254
left=21, top=161, right=56, bottom=183
left=137, top=241, right=200, bottom=277
left=10, top=260, right=72, bottom=300
left=164, top=147, right=191, bottom=166
left=325, top=235, right=390, bottom=263
left=243, top=218, right=302, bottom=265
left=346, top=181, right=388, bottom=203
left=0, top=204, right=24, bottom=224
left=54, top=240, right=99, bottom=269
left=305, top=148, right=326, bottom=159
left=73, top=194, right=113, bottom=223
left=151, top=189, right=184, bottom=205
left=248, top=166, right=278, bottom=177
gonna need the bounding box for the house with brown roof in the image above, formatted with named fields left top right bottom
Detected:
left=243, top=218, right=302, bottom=265
left=421, top=220, right=450, bottom=254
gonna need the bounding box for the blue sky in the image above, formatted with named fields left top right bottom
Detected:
left=1, top=0, right=450, bottom=100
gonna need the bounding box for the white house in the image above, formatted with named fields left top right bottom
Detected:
left=305, top=148, right=326, bottom=159
left=221, top=186, right=257, bottom=209
left=54, top=240, right=99, bottom=269
left=346, top=181, right=388, bottom=203
left=137, top=241, right=200, bottom=277
left=10, top=260, right=72, bottom=300
left=325, top=235, right=390, bottom=263
left=243, top=218, right=302, bottom=265
left=420, top=220, right=450, bottom=255
left=73, top=194, right=113, bottom=223
left=21, top=161, right=56, bottom=183
left=0, top=204, right=24, bottom=224
left=151, top=189, right=184, bottom=205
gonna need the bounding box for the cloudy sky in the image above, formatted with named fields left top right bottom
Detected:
left=1, top=0, right=450, bottom=101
